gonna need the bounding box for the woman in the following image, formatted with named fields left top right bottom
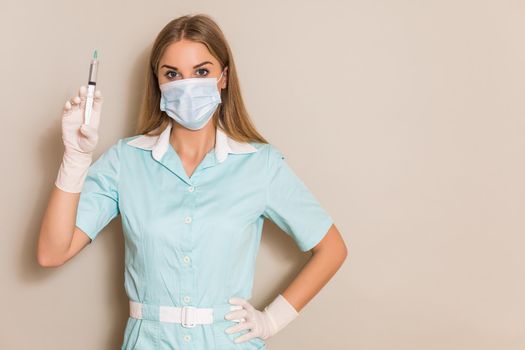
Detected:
left=38, top=14, right=348, bottom=350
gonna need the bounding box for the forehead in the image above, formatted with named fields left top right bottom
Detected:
left=160, top=39, right=218, bottom=67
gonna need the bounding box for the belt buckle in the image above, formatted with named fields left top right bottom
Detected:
left=181, top=306, right=196, bottom=328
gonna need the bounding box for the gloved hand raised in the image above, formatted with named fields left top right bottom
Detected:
left=224, top=294, right=299, bottom=343
left=55, top=85, right=103, bottom=193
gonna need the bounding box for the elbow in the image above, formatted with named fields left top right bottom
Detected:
left=341, top=241, right=349, bottom=260
left=330, top=239, right=349, bottom=265
left=37, top=256, right=55, bottom=268
left=37, top=253, right=64, bottom=268
left=37, top=227, right=69, bottom=268
left=311, top=241, right=348, bottom=264
left=336, top=243, right=348, bottom=265
left=310, top=224, right=349, bottom=261
left=36, top=245, right=65, bottom=268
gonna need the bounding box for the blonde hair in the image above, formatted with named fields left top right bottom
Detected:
left=135, top=14, right=268, bottom=144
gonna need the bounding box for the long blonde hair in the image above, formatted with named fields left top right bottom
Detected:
left=135, top=14, right=268, bottom=144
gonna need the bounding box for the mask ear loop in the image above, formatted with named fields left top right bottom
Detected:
left=217, top=69, right=225, bottom=83
left=215, top=68, right=227, bottom=127
left=216, top=69, right=228, bottom=93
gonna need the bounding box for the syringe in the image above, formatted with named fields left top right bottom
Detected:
left=84, top=50, right=98, bottom=125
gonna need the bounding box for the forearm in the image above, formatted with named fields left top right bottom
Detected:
left=37, top=186, right=80, bottom=266
left=281, top=239, right=348, bottom=312
left=225, top=226, right=347, bottom=342
left=37, top=85, right=103, bottom=266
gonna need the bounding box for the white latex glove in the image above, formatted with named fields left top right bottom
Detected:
left=224, top=294, right=299, bottom=343
left=55, top=85, right=103, bottom=193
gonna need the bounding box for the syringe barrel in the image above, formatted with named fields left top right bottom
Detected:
left=88, top=60, right=98, bottom=83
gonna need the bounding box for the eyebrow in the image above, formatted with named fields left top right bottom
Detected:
left=160, top=61, right=213, bottom=70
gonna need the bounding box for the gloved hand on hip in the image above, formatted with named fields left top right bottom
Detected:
left=55, top=85, right=103, bottom=193
left=224, top=294, right=299, bottom=343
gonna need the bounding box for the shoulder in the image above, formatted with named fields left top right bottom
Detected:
left=113, top=135, right=153, bottom=156
left=93, top=135, right=139, bottom=163
left=249, top=142, right=284, bottom=155
left=248, top=142, right=286, bottom=172
left=96, top=138, right=123, bottom=159
left=248, top=141, right=282, bottom=155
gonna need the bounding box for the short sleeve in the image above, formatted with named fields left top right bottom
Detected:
left=75, top=140, right=121, bottom=243
left=262, top=145, right=334, bottom=252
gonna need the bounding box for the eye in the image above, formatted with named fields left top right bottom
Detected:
left=165, top=70, right=179, bottom=80
left=196, top=68, right=209, bottom=76
left=164, top=68, right=209, bottom=80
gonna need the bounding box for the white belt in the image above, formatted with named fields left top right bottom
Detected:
left=129, top=300, right=244, bottom=328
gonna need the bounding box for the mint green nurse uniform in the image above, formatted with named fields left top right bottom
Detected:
left=75, top=120, right=334, bottom=350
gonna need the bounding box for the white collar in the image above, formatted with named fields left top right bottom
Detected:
left=126, top=119, right=258, bottom=163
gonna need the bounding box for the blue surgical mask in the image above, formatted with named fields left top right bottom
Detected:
left=159, top=70, right=225, bottom=130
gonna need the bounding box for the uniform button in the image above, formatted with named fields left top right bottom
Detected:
left=183, top=295, right=191, bottom=303
left=184, top=216, right=192, bottom=224
left=183, top=256, right=191, bottom=264
left=184, top=334, right=191, bottom=342
left=188, top=185, right=195, bottom=192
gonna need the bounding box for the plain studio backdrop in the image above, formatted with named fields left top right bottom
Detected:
left=1, top=1, right=524, bottom=349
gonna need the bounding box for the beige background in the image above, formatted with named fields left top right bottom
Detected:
left=2, top=0, right=524, bottom=349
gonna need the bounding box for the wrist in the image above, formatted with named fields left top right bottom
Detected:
left=55, top=150, right=93, bottom=193
left=262, top=294, right=299, bottom=338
